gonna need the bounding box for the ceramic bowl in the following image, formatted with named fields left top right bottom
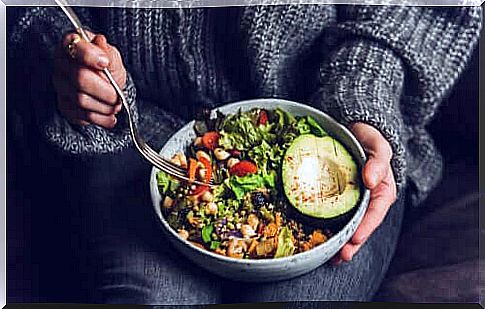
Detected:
left=149, top=98, right=370, bottom=282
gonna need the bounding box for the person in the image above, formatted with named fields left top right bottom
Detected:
left=7, top=3, right=482, bottom=305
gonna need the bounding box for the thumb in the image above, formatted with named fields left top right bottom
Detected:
left=92, top=34, right=109, bottom=52
left=363, top=156, right=389, bottom=189
left=350, top=122, right=393, bottom=189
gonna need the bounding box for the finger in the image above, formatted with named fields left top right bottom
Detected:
left=85, top=111, right=118, bottom=129
left=58, top=97, right=118, bottom=129
left=56, top=39, right=119, bottom=104
left=350, top=123, right=393, bottom=161
left=362, top=157, right=389, bottom=189
left=54, top=74, right=121, bottom=115
left=69, top=66, right=118, bottom=105
left=57, top=95, right=89, bottom=126
left=83, top=29, right=96, bottom=41
left=340, top=242, right=361, bottom=262
left=351, top=170, right=396, bottom=245
left=63, top=32, right=110, bottom=70
left=92, top=34, right=109, bottom=51
left=330, top=255, right=343, bottom=266
left=351, top=123, right=393, bottom=189
left=76, top=92, right=122, bottom=115
left=91, top=34, right=127, bottom=87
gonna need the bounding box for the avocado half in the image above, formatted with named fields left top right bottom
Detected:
left=282, top=134, right=361, bottom=224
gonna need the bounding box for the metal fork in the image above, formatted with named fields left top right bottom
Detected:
left=55, top=0, right=214, bottom=187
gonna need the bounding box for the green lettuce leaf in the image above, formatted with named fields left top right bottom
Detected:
left=274, top=226, right=296, bottom=258
left=226, top=172, right=276, bottom=200
left=202, top=224, right=214, bottom=243
left=306, top=116, right=327, bottom=137
left=297, top=118, right=311, bottom=135
left=210, top=240, right=221, bottom=250
left=218, top=109, right=276, bottom=151
left=157, top=171, right=179, bottom=194
left=248, top=140, right=285, bottom=174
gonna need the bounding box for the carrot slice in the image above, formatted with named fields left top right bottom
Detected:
left=199, top=157, right=212, bottom=183
left=264, top=223, right=278, bottom=238
left=188, top=158, right=198, bottom=183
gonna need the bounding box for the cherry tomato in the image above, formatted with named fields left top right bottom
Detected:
left=202, top=132, right=220, bottom=150
left=258, top=110, right=268, bottom=125
left=229, top=160, right=258, bottom=177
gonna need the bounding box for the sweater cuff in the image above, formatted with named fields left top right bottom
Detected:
left=44, top=72, right=138, bottom=155
left=311, top=40, right=407, bottom=195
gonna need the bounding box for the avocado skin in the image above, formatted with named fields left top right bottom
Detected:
left=283, top=193, right=360, bottom=232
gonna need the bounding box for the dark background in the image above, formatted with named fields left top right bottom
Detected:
left=6, top=8, right=480, bottom=302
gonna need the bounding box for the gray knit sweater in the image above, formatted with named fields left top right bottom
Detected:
left=8, top=5, right=482, bottom=206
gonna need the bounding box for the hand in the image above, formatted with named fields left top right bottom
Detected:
left=332, top=122, right=397, bottom=265
left=52, top=31, right=127, bottom=129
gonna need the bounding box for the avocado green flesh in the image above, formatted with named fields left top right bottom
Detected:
left=282, top=134, right=360, bottom=219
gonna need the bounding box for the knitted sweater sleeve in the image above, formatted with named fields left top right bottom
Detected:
left=311, top=6, right=482, bottom=204
left=8, top=7, right=138, bottom=155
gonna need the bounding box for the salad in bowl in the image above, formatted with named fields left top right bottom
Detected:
left=156, top=105, right=361, bottom=260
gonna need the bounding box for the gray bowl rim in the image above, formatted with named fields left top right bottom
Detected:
left=150, top=98, right=371, bottom=265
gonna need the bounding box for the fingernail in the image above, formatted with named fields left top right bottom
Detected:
left=98, top=56, right=109, bottom=68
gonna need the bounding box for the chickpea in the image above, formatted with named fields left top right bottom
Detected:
left=226, top=238, right=248, bottom=259
left=194, top=137, right=203, bottom=147
left=177, top=153, right=187, bottom=169
left=178, top=229, right=189, bottom=240
left=227, top=158, right=240, bottom=169
left=205, top=202, right=218, bottom=216
left=170, top=152, right=187, bottom=168
left=170, top=156, right=181, bottom=167
left=247, top=214, right=259, bottom=230
left=162, top=196, right=174, bottom=209
left=198, top=168, right=207, bottom=181
left=215, top=247, right=226, bottom=256
left=201, top=190, right=214, bottom=202
left=240, top=224, right=256, bottom=238
left=214, top=148, right=230, bottom=161
left=196, top=150, right=211, bottom=162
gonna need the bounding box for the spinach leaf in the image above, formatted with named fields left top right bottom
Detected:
left=202, top=224, right=214, bottom=243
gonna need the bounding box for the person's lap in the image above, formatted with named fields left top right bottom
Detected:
left=67, top=135, right=405, bottom=305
